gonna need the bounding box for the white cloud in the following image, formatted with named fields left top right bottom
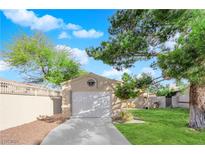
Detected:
left=2, top=9, right=63, bottom=31
left=66, top=23, right=81, bottom=30
left=0, top=60, right=10, bottom=71
left=101, top=68, right=131, bottom=80
left=73, top=29, right=104, bottom=38
left=58, top=31, right=70, bottom=39
left=55, top=45, right=89, bottom=65
left=55, top=44, right=71, bottom=52
left=137, top=67, right=155, bottom=78
left=31, top=15, right=63, bottom=31
left=70, top=48, right=89, bottom=65
left=2, top=10, right=104, bottom=39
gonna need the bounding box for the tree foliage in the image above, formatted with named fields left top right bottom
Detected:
left=155, top=85, right=176, bottom=97
left=4, top=33, right=82, bottom=85
left=148, top=80, right=188, bottom=97
left=86, top=10, right=205, bottom=85
left=115, top=73, right=153, bottom=100
left=157, top=13, right=205, bottom=85
left=115, top=72, right=188, bottom=99
left=86, top=10, right=197, bottom=70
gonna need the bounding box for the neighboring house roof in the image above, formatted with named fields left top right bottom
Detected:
left=61, top=72, right=120, bottom=85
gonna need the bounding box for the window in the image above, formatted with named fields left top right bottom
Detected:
left=87, top=79, right=96, bottom=87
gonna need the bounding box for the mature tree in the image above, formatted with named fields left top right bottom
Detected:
left=157, top=14, right=205, bottom=128
left=86, top=10, right=205, bottom=129
left=4, top=33, right=82, bottom=85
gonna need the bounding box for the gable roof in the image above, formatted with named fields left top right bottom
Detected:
left=61, top=72, right=120, bottom=85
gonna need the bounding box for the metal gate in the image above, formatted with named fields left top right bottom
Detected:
left=166, top=97, right=172, bottom=107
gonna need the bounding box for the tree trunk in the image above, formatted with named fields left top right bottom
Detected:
left=189, top=84, right=205, bottom=129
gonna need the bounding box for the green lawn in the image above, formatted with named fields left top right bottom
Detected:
left=115, top=108, right=205, bottom=144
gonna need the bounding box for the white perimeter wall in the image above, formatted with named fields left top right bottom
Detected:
left=0, top=94, right=62, bottom=131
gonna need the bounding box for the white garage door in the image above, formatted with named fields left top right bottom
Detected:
left=72, top=92, right=111, bottom=118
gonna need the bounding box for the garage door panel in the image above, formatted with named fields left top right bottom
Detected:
left=72, top=92, right=111, bottom=118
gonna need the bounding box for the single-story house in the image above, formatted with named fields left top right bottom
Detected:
left=61, top=73, right=124, bottom=119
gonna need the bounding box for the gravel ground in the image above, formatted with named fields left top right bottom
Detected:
left=0, top=114, right=67, bottom=145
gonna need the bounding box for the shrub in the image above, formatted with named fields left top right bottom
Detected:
left=119, top=111, right=134, bottom=122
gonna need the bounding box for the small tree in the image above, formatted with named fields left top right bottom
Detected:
left=115, top=73, right=153, bottom=108
left=115, top=73, right=140, bottom=100
left=4, top=33, right=82, bottom=85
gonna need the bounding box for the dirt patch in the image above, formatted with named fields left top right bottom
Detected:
left=0, top=114, right=68, bottom=145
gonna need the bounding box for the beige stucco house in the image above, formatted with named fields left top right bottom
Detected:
left=61, top=73, right=124, bottom=119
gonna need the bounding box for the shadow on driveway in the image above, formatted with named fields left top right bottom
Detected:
left=41, top=118, right=130, bottom=145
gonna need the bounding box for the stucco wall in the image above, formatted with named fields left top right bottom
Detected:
left=177, top=90, right=189, bottom=108
left=0, top=94, right=62, bottom=131
left=172, top=95, right=189, bottom=108
left=70, top=76, right=115, bottom=92
left=178, top=95, right=189, bottom=102
left=177, top=102, right=189, bottom=108
left=131, top=96, right=166, bottom=108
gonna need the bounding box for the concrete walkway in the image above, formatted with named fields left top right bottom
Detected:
left=41, top=118, right=130, bottom=145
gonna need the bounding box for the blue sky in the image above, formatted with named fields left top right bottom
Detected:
left=0, top=9, right=169, bottom=84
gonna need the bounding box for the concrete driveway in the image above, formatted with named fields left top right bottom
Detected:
left=41, top=118, right=130, bottom=145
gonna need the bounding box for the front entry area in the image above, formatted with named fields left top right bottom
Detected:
left=47, top=73, right=130, bottom=145
left=71, top=92, right=111, bottom=118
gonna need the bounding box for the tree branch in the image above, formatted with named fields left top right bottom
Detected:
left=133, top=51, right=159, bottom=57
